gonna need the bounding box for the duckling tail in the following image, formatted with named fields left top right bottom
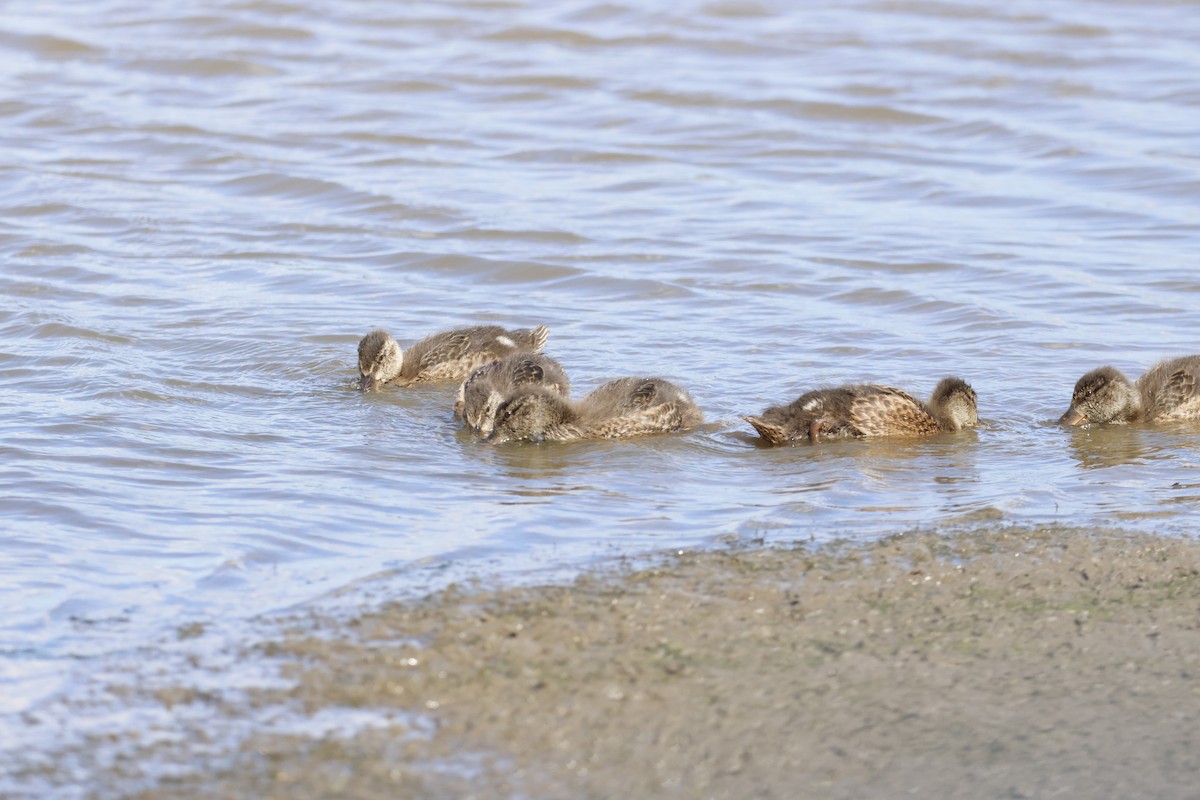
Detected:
left=529, top=324, right=549, bottom=353
left=743, top=416, right=788, bottom=446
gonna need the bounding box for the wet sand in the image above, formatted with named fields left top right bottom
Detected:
left=116, top=525, right=1200, bottom=798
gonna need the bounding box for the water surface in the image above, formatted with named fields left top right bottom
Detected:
left=2, top=0, right=1199, bottom=791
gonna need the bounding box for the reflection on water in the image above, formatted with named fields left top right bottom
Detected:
left=2, top=0, right=1200, bottom=788
left=1062, top=423, right=1192, bottom=470
left=485, top=443, right=606, bottom=499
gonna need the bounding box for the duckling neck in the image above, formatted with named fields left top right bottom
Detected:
left=544, top=404, right=588, bottom=440
left=1125, top=386, right=1148, bottom=422
left=932, top=405, right=966, bottom=431
left=931, top=409, right=955, bottom=431
left=386, top=353, right=406, bottom=382
left=393, top=349, right=422, bottom=381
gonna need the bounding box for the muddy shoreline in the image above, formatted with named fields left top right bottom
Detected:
left=69, top=526, right=1200, bottom=797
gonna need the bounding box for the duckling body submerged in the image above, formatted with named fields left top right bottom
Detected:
left=456, top=353, right=571, bottom=435
left=488, top=377, right=703, bottom=443
left=357, top=324, right=548, bottom=391
left=744, top=377, right=978, bottom=445
left=1061, top=355, right=1200, bottom=425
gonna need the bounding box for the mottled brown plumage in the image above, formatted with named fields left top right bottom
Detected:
left=1060, top=356, right=1200, bottom=426
left=455, top=353, right=571, bottom=435
left=356, top=324, right=549, bottom=391
left=744, top=377, right=978, bottom=446
left=487, top=377, right=703, bottom=443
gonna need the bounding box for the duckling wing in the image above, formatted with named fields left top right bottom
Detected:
left=418, top=330, right=472, bottom=372
left=588, top=401, right=690, bottom=438
left=509, top=357, right=547, bottom=388
left=626, top=381, right=701, bottom=432
left=1151, top=367, right=1197, bottom=420
left=628, top=380, right=659, bottom=407
left=850, top=387, right=939, bottom=436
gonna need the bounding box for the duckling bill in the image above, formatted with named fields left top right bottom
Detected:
left=357, top=324, right=549, bottom=391
left=1060, top=356, right=1200, bottom=425
left=744, top=377, right=978, bottom=445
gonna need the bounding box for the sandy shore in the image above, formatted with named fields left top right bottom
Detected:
left=96, top=526, right=1200, bottom=797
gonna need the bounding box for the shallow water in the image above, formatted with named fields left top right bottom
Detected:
left=2, top=0, right=1200, bottom=789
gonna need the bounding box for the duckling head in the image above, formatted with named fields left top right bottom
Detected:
left=930, top=377, right=979, bottom=431
left=456, top=361, right=496, bottom=424
left=1061, top=366, right=1139, bottom=425
left=357, top=329, right=403, bottom=391
left=486, top=389, right=565, bottom=443
left=467, top=390, right=506, bottom=436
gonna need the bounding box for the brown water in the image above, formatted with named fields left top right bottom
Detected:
left=2, top=0, right=1200, bottom=790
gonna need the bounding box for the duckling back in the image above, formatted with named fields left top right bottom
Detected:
left=401, top=324, right=550, bottom=383
left=577, top=377, right=703, bottom=438
left=1137, top=355, right=1200, bottom=421
left=745, top=386, right=874, bottom=445
left=745, top=379, right=976, bottom=445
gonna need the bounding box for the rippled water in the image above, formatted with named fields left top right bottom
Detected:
left=3, top=0, right=1200, bottom=788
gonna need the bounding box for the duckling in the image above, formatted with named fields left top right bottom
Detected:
left=744, top=377, right=978, bottom=445
left=456, top=353, right=571, bottom=435
left=1060, top=355, right=1200, bottom=425
left=357, top=324, right=549, bottom=391
left=487, top=377, right=703, bottom=443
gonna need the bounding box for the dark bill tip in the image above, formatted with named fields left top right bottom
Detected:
left=1059, top=407, right=1087, bottom=426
